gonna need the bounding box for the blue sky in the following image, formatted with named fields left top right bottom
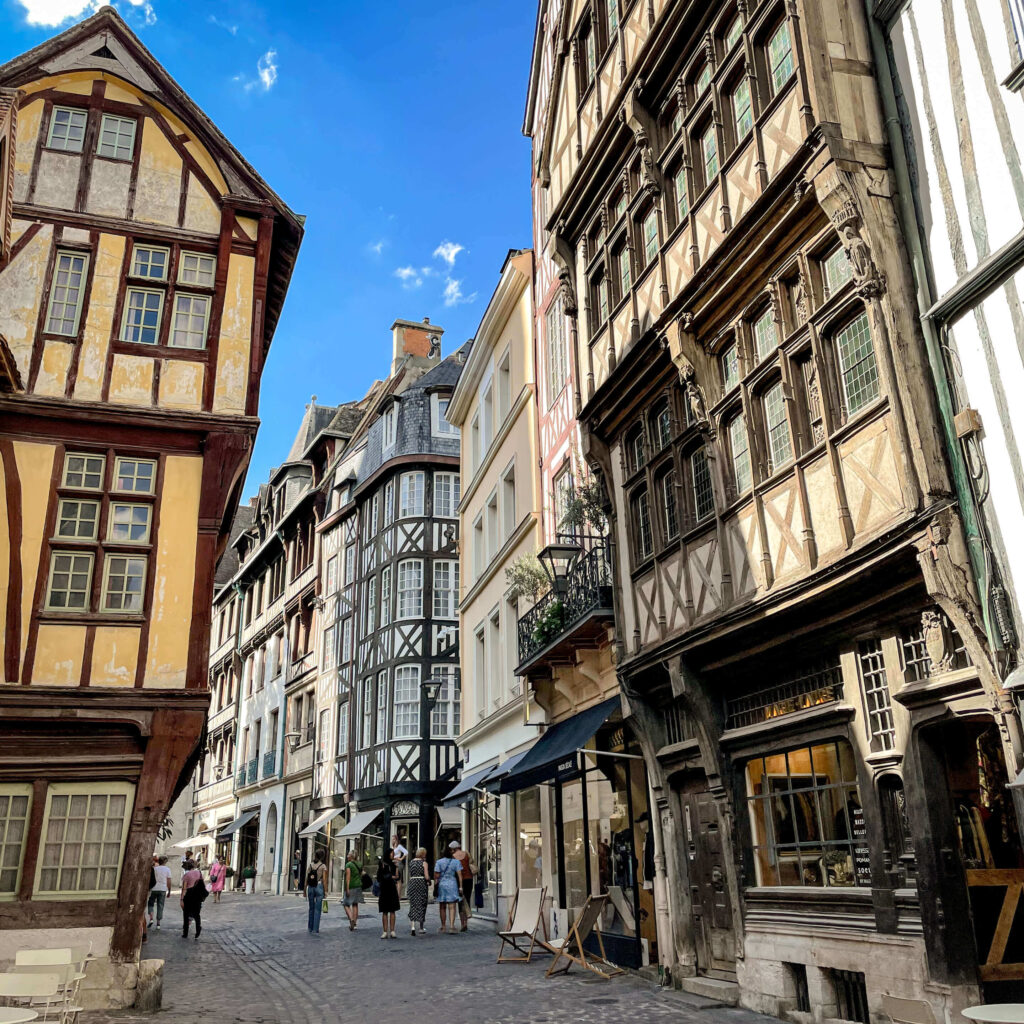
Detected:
left=0, top=0, right=536, bottom=496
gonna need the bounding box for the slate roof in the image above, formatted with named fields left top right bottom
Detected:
left=214, top=504, right=255, bottom=589
left=405, top=342, right=473, bottom=392
left=285, top=402, right=339, bottom=463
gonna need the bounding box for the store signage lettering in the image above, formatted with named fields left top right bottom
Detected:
left=852, top=805, right=872, bottom=886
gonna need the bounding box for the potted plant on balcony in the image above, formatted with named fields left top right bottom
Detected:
left=532, top=599, right=566, bottom=647
left=505, top=554, right=550, bottom=604
left=558, top=477, right=607, bottom=535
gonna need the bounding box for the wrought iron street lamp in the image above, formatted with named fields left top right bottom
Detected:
left=537, top=540, right=582, bottom=596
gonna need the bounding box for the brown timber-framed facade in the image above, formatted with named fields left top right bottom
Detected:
left=526, top=0, right=1023, bottom=1016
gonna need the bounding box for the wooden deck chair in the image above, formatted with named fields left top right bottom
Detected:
left=497, top=886, right=549, bottom=963
left=880, top=995, right=936, bottom=1024
left=546, top=894, right=624, bottom=980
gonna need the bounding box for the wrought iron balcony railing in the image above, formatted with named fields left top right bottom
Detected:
left=262, top=750, right=277, bottom=778
left=517, top=539, right=614, bottom=669
left=246, top=757, right=258, bottom=785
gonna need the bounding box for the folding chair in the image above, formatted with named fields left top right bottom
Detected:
left=10, top=965, right=82, bottom=1024
left=546, top=894, right=624, bottom=980
left=15, top=946, right=90, bottom=1015
left=497, top=886, right=549, bottom=963
left=0, top=971, right=62, bottom=1023
left=881, top=995, right=936, bottom=1024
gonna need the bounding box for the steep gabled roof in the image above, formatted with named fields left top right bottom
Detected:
left=214, top=503, right=254, bottom=589
left=284, top=402, right=339, bottom=464
left=406, top=342, right=472, bottom=392
left=0, top=6, right=303, bottom=349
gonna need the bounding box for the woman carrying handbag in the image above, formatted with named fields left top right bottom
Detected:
left=376, top=847, right=400, bottom=939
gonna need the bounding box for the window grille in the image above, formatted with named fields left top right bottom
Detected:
left=829, top=969, right=869, bottom=1024
left=857, top=638, right=895, bottom=751
left=726, top=654, right=843, bottom=728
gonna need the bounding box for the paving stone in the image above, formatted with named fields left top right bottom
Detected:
left=79, top=893, right=784, bottom=1024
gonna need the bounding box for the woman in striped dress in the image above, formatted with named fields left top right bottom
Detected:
left=406, top=848, right=430, bottom=935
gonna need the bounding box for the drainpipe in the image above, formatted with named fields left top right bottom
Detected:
left=865, top=1, right=994, bottom=643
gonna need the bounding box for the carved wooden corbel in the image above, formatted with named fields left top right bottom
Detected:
left=821, top=183, right=886, bottom=299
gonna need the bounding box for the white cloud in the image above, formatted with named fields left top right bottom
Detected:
left=17, top=0, right=153, bottom=26
left=208, top=13, right=237, bottom=34
left=443, top=276, right=476, bottom=307
left=433, top=241, right=464, bottom=267
left=395, top=266, right=424, bottom=288
left=369, top=240, right=386, bottom=256
left=239, top=49, right=279, bottom=94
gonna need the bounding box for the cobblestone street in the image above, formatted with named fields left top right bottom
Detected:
left=81, top=894, right=781, bottom=1024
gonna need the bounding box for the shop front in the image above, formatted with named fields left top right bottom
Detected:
left=500, top=697, right=657, bottom=969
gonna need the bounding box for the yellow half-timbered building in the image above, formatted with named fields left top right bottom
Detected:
left=0, top=9, right=301, bottom=1007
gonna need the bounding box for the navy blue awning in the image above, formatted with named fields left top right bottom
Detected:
left=481, top=750, right=530, bottom=793
left=441, top=765, right=495, bottom=807
left=499, top=697, right=620, bottom=794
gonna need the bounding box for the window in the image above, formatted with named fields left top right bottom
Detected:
left=472, top=515, right=484, bottom=578
left=431, top=665, right=461, bottom=738
left=747, top=741, right=866, bottom=888
left=822, top=247, right=853, bottom=298
left=595, top=272, right=610, bottom=324
left=114, top=458, right=155, bottom=493
left=35, top=782, right=134, bottom=898
left=360, top=679, right=373, bottom=747
left=400, top=472, right=425, bottom=518
left=612, top=189, right=627, bottom=220
left=178, top=252, right=216, bottom=287
left=434, top=472, right=460, bottom=518
left=370, top=494, right=379, bottom=537
left=696, top=63, right=712, bottom=96
left=323, top=625, right=337, bottom=670
left=121, top=287, right=163, bottom=344
left=633, top=489, right=653, bottom=561
left=97, top=114, right=135, bottom=160
left=341, top=617, right=352, bottom=663
left=46, top=551, right=93, bottom=610
left=393, top=665, right=420, bottom=739
left=435, top=397, right=458, bottom=435
left=46, top=251, right=89, bottom=336
left=344, top=545, right=355, bottom=587
left=729, top=413, right=752, bottom=494
left=56, top=498, right=99, bottom=540
left=763, top=381, right=792, bottom=471
left=317, top=709, right=330, bottom=764
left=383, top=480, right=394, bottom=526
left=47, top=107, right=87, bottom=152
left=326, top=555, right=338, bottom=595
left=651, top=402, right=672, bottom=451
left=674, top=166, right=689, bottom=224
left=629, top=428, right=645, bottom=473
left=691, top=448, right=715, bottom=523
left=171, top=293, right=210, bottom=349
left=733, top=78, right=753, bottom=140
left=721, top=342, right=740, bottom=392
left=660, top=471, right=679, bottom=541
left=836, top=313, right=879, bottom=415
left=337, top=701, right=349, bottom=755
left=754, top=308, right=777, bottom=361
left=382, top=405, right=397, bottom=449
left=606, top=0, right=619, bottom=38
left=725, top=13, right=743, bottom=50
left=497, top=352, right=512, bottom=421
left=546, top=298, right=568, bottom=406
left=397, top=559, right=423, bottom=618
left=767, top=21, right=795, bottom=95
left=858, top=638, right=895, bottom=751
left=642, top=209, right=659, bottom=265
left=617, top=245, right=631, bottom=298
left=433, top=560, right=459, bottom=619
left=131, top=246, right=169, bottom=281
left=502, top=464, right=516, bottom=537
left=107, top=503, right=151, bottom=543
left=364, top=575, right=377, bottom=635
left=702, top=125, right=719, bottom=183
left=381, top=566, right=392, bottom=626
left=0, top=784, right=32, bottom=899
left=102, top=554, right=146, bottom=612
left=64, top=453, right=104, bottom=490
left=554, top=466, right=574, bottom=539
left=578, top=23, right=596, bottom=92
left=376, top=673, right=388, bottom=744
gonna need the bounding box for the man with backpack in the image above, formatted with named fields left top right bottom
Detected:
left=180, top=858, right=207, bottom=940
left=306, top=853, right=327, bottom=934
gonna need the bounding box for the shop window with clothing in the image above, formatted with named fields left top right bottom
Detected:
left=467, top=792, right=501, bottom=918
left=746, top=740, right=870, bottom=888
left=515, top=787, right=544, bottom=889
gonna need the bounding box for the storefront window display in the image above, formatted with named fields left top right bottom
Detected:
left=516, top=787, right=544, bottom=888
left=746, top=739, right=870, bottom=888
left=467, top=794, right=500, bottom=917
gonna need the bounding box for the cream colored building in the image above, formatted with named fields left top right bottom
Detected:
left=445, top=250, right=543, bottom=923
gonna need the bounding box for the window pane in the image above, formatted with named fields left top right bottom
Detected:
left=400, top=472, right=425, bottom=517
left=823, top=247, right=853, bottom=297
left=661, top=472, right=678, bottom=540
left=618, top=247, right=631, bottom=296
left=46, top=252, right=89, bottom=336
left=178, top=252, right=216, bottom=287
left=703, top=126, right=719, bottom=181
left=121, top=289, right=163, bottom=344
left=734, top=78, right=753, bottom=139
left=696, top=64, right=711, bottom=95
left=97, top=115, right=136, bottom=161
left=643, top=210, right=659, bottom=264
left=729, top=414, right=752, bottom=494
left=108, top=503, right=152, bottom=543
left=115, top=458, right=156, bottom=493
left=63, top=453, right=105, bottom=490
left=675, top=166, right=689, bottom=222
left=768, top=22, right=795, bottom=94
left=754, top=309, right=777, bottom=361
left=763, top=382, right=792, bottom=471
left=131, top=246, right=168, bottom=280
left=546, top=298, right=567, bottom=406
left=633, top=490, right=652, bottom=559
left=836, top=313, right=879, bottom=415
left=56, top=499, right=99, bottom=540
left=47, top=552, right=93, bottom=609
left=692, top=448, right=715, bottom=522
left=0, top=786, right=32, bottom=896
left=47, top=107, right=88, bottom=152
left=725, top=15, right=743, bottom=50
left=103, top=555, right=147, bottom=612
left=721, top=343, right=739, bottom=392
left=171, top=294, right=209, bottom=349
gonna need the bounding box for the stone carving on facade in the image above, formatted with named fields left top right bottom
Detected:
left=922, top=609, right=955, bottom=673
left=830, top=188, right=886, bottom=299
left=792, top=267, right=810, bottom=325
left=557, top=266, right=578, bottom=317
left=679, top=362, right=715, bottom=438
left=635, top=127, right=660, bottom=196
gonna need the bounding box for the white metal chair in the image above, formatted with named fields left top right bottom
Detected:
left=881, top=994, right=937, bottom=1024
left=9, top=966, right=80, bottom=1024
left=14, top=947, right=90, bottom=1018
left=497, top=886, right=550, bottom=963
left=0, top=972, right=62, bottom=1023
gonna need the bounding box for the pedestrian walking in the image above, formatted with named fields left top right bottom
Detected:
left=291, top=848, right=302, bottom=892
left=433, top=847, right=462, bottom=934
left=306, top=854, right=327, bottom=934
left=343, top=849, right=363, bottom=931
left=208, top=855, right=226, bottom=904
left=450, top=839, right=474, bottom=932
left=376, top=847, right=400, bottom=939
left=406, top=847, right=430, bottom=936
left=180, top=859, right=206, bottom=940
left=391, top=834, right=407, bottom=897
left=148, top=855, right=172, bottom=928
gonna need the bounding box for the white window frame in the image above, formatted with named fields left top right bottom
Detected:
left=393, top=665, right=421, bottom=739
left=63, top=453, right=105, bottom=490
left=433, top=559, right=459, bottom=619
left=397, top=558, right=423, bottom=619
left=170, top=293, right=210, bottom=350
left=364, top=575, right=377, bottom=635
left=56, top=498, right=99, bottom=541
left=341, top=618, right=353, bottom=663
left=45, top=251, right=89, bottom=337
left=0, top=784, right=32, bottom=900
left=430, top=664, right=460, bottom=739
left=337, top=701, right=350, bottom=756
left=433, top=471, right=460, bottom=518
left=178, top=252, right=216, bottom=287
left=46, top=550, right=94, bottom=611
left=97, top=114, right=136, bottom=161
left=381, top=565, right=392, bottom=626
left=33, top=781, right=135, bottom=900
left=101, top=553, right=147, bottom=613
left=113, top=458, right=156, bottom=494
left=382, top=405, right=398, bottom=451
left=120, top=287, right=164, bottom=345
left=399, top=471, right=425, bottom=518
left=545, top=298, right=567, bottom=408
left=130, top=245, right=169, bottom=282
left=325, top=555, right=338, bottom=595
left=107, top=502, right=152, bottom=544
left=431, top=393, right=458, bottom=436
left=322, top=624, right=337, bottom=671
left=383, top=480, right=395, bottom=526
left=46, top=106, right=87, bottom=153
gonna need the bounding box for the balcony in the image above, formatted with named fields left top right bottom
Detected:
left=288, top=649, right=316, bottom=684
left=262, top=749, right=277, bottom=778
left=246, top=757, right=258, bottom=785
left=515, top=539, right=614, bottom=676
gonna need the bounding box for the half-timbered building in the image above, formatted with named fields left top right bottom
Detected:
left=0, top=10, right=301, bottom=1006
left=525, top=0, right=1021, bottom=1015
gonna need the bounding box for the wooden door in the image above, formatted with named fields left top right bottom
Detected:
left=681, top=781, right=737, bottom=979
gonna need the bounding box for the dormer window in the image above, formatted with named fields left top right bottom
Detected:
left=382, top=404, right=398, bottom=450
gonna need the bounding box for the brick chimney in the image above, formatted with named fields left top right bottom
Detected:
left=390, top=317, right=443, bottom=378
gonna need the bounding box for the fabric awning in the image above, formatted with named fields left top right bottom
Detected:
left=171, top=833, right=216, bottom=849
left=299, top=808, right=344, bottom=837
left=481, top=750, right=531, bottom=793
left=216, top=809, right=259, bottom=840
left=499, top=696, right=620, bottom=794
left=336, top=809, right=382, bottom=838
left=440, top=765, right=495, bottom=807
left=436, top=806, right=462, bottom=827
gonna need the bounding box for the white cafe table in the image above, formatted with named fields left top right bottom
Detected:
left=963, top=1006, right=1024, bottom=1024
left=0, top=1008, right=39, bottom=1023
